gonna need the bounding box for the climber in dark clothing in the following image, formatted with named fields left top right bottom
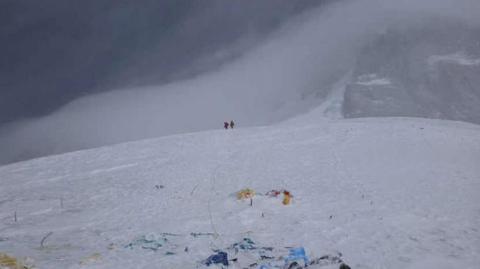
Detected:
left=230, top=120, right=235, bottom=129
left=224, top=122, right=229, bottom=129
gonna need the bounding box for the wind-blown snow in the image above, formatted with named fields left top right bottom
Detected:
left=355, top=74, right=392, bottom=86
left=428, top=52, right=480, bottom=66
left=1, top=115, right=479, bottom=268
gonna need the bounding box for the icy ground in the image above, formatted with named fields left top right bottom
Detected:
left=0, top=113, right=480, bottom=268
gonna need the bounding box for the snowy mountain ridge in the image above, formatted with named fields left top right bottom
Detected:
left=1, top=113, right=479, bottom=269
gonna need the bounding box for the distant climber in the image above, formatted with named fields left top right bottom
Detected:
left=230, top=120, right=235, bottom=129
left=224, top=122, right=229, bottom=129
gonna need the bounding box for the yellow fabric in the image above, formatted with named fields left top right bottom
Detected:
left=0, top=253, right=25, bottom=269
left=237, top=188, right=255, bottom=200
left=282, top=193, right=292, bottom=205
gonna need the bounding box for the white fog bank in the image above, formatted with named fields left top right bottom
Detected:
left=1, top=0, right=479, bottom=164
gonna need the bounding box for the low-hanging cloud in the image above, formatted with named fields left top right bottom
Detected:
left=1, top=0, right=479, bottom=164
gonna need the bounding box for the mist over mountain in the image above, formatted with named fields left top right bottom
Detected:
left=345, top=18, right=480, bottom=122
left=1, top=0, right=479, bottom=165
left=0, top=0, right=322, bottom=124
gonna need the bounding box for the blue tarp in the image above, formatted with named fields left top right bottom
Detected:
left=205, top=251, right=229, bottom=266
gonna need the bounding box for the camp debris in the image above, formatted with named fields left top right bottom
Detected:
left=197, top=238, right=275, bottom=268
left=265, top=190, right=282, bottom=197
left=256, top=251, right=348, bottom=269
left=236, top=188, right=293, bottom=205
left=125, top=234, right=170, bottom=252
left=237, top=188, right=255, bottom=200
left=228, top=238, right=256, bottom=252
left=203, top=251, right=229, bottom=267
left=309, top=253, right=350, bottom=268
left=121, top=233, right=350, bottom=269
left=266, top=189, right=293, bottom=205
left=0, top=253, right=32, bottom=269
left=282, top=191, right=292, bottom=205
left=284, top=247, right=308, bottom=267
left=79, top=253, right=102, bottom=265
left=190, top=232, right=216, bottom=238
left=202, top=238, right=349, bottom=269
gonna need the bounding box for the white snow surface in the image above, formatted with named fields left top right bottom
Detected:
left=1, top=115, right=480, bottom=269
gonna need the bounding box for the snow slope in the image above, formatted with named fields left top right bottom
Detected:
left=0, top=115, right=480, bottom=268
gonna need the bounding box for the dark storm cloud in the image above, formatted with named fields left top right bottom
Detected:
left=0, top=0, right=323, bottom=124
left=1, top=0, right=479, bottom=165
